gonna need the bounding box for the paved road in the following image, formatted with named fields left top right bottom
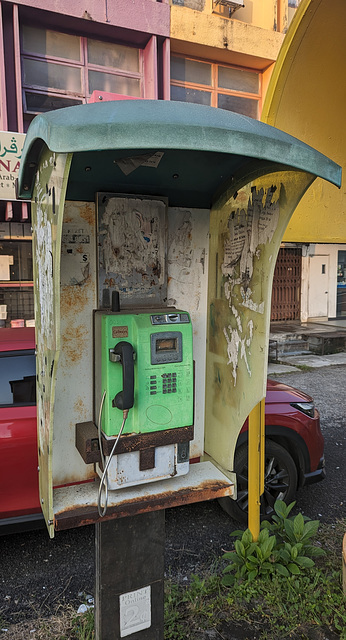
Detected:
left=1, top=365, right=345, bottom=624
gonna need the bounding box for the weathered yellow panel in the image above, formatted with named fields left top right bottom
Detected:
left=205, top=169, right=314, bottom=474
left=31, top=148, right=72, bottom=537
left=262, top=0, right=346, bottom=242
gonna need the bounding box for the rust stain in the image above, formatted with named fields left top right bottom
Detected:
left=60, top=276, right=94, bottom=315
left=104, top=277, right=115, bottom=288
left=54, top=479, right=234, bottom=530
left=73, top=395, right=88, bottom=422
left=54, top=471, right=96, bottom=486
left=79, top=203, right=95, bottom=227
left=62, top=324, right=87, bottom=364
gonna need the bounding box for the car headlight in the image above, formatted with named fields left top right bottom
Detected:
left=290, top=402, right=315, bottom=418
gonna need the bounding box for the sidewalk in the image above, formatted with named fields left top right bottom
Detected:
left=268, top=351, right=346, bottom=375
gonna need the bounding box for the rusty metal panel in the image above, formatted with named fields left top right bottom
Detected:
left=205, top=170, right=315, bottom=475
left=167, top=207, right=209, bottom=459
left=53, top=461, right=234, bottom=530
left=96, top=194, right=167, bottom=308
left=31, top=149, right=72, bottom=538
left=53, top=201, right=97, bottom=487
left=75, top=421, right=194, bottom=464
left=271, top=247, right=302, bottom=321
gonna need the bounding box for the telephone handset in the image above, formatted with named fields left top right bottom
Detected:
left=110, top=341, right=135, bottom=411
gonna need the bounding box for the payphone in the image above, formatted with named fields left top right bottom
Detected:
left=94, top=309, right=194, bottom=495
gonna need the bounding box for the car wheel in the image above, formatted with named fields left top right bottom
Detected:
left=218, top=440, right=298, bottom=522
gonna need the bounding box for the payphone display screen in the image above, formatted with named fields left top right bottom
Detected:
left=156, top=338, right=176, bottom=352
left=150, top=332, right=182, bottom=365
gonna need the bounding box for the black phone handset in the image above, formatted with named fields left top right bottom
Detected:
left=98, top=340, right=135, bottom=517
left=111, top=341, right=135, bottom=411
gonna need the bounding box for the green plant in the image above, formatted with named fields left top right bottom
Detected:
left=163, top=515, right=346, bottom=640
left=222, top=527, right=277, bottom=585
left=260, top=498, right=296, bottom=538
left=222, top=500, right=325, bottom=585
left=261, top=500, right=324, bottom=566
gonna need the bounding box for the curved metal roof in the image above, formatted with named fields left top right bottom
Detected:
left=261, top=0, right=345, bottom=243
left=18, top=100, right=341, bottom=206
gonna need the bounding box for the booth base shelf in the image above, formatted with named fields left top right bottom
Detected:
left=53, top=461, right=234, bottom=531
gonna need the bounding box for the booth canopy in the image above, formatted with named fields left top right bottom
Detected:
left=18, top=100, right=341, bottom=208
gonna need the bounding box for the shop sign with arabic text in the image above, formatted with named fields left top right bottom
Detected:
left=0, top=131, right=26, bottom=201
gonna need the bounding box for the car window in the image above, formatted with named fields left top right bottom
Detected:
left=0, top=351, right=36, bottom=406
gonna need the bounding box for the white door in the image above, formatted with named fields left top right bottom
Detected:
left=308, top=255, right=329, bottom=318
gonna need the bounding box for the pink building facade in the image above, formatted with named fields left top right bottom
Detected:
left=0, top=0, right=170, bottom=324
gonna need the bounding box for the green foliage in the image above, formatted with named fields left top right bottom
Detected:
left=164, top=510, right=346, bottom=640
left=223, top=500, right=326, bottom=586
left=223, top=527, right=277, bottom=585
left=70, top=608, right=95, bottom=640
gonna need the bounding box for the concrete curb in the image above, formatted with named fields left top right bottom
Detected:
left=268, top=352, right=346, bottom=375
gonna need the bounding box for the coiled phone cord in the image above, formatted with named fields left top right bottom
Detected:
left=97, top=390, right=129, bottom=517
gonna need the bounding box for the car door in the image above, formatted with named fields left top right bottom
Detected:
left=0, top=348, right=39, bottom=520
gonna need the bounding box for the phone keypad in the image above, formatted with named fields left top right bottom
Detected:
left=148, top=373, right=178, bottom=395
left=162, top=372, right=177, bottom=394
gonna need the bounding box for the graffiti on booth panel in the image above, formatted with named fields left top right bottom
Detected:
left=97, top=195, right=167, bottom=306
left=222, top=185, right=280, bottom=384
left=34, top=152, right=71, bottom=455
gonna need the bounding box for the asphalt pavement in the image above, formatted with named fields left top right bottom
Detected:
left=0, top=359, right=345, bottom=626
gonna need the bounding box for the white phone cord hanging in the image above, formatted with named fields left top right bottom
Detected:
left=97, top=389, right=128, bottom=517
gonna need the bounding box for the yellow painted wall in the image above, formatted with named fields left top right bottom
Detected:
left=262, top=0, right=346, bottom=243
left=170, top=3, right=284, bottom=70
left=171, top=0, right=292, bottom=32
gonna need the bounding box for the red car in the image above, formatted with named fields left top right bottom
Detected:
left=0, top=328, right=325, bottom=529
left=0, top=327, right=41, bottom=532
left=220, top=378, right=325, bottom=522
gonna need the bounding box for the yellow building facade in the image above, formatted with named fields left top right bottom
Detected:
left=170, top=0, right=346, bottom=321
left=170, top=0, right=298, bottom=118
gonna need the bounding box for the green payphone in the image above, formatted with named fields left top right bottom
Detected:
left=94, top=309, right=194, bottom=493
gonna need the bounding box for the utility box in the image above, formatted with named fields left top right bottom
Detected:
left=17, top=100, right=341, bottom=537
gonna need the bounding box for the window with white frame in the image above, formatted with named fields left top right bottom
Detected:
left=21, top=26, right=142, bottom=119
left=170, top=55, right=261, bottom=119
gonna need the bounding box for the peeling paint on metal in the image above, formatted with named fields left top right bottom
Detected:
left=205, top=170, right=315, bottom=476
left=31, top=149, right=72, bottom=537
left=221, top=185, right=280, bottom=384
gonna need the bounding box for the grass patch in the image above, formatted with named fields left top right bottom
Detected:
left=164, top=517, right=346, bottom=640
left=294, top=364, right=313, bottom=372
left=1, top=518, right=345, bottom=640
left=0, top=606, right=94, bottom=640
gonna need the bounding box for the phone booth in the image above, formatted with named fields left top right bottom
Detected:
left=17, top=100, right=341, bottom=639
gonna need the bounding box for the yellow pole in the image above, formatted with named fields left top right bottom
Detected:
left=248, top=398, right=265, bottom=541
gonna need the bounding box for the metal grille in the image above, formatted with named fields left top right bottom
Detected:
left=271, top=248, right=302, bottom=321
left=0, top=287, right=34, bottom=324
